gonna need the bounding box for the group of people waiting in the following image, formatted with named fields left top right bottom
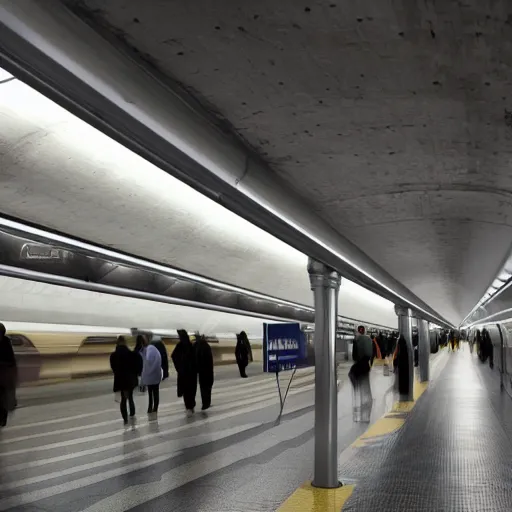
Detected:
left=110, top=330, right=214, bottom=423
left=110, top=330, right=253, bottom=424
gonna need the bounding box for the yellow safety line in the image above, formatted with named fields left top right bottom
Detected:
left=278, top=482, right=355, bottom=512
left=278, top=377, right=429, bottom=511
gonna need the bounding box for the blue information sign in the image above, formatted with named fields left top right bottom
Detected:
left=263, top=322, right=306, bottom=373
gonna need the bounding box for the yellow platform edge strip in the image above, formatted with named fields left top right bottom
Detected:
left=278, top=482, right=355, bottom=512
left=277, top=378, right=428, bottom=511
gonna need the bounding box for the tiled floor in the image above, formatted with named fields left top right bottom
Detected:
left=340, top=349, right=512, bottom=511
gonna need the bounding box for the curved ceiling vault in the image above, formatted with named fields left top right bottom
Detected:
left=56, top=0, right=512, bottom=325
left=0, top=75, right=397, bottom=328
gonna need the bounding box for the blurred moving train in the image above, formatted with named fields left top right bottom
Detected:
left=9, top=330, right=264, bottom=385
left=10, top=321, right=443, bottom=386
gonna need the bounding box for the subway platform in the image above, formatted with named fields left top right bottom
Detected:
left=2, top=350, right=505, bottom=512
left=327, top=348, right=512, bottom=512
left=0, top=358, right=399, bottom=512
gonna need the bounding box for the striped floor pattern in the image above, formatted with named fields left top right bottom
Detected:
left=0, top=362, right=391, bottom=512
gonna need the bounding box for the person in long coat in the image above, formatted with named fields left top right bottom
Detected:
left=134, top=335, right=146, bottom=392
left=0, top=323, right=16, bottom=427
left=195, top=333, right=214, bottom=411
left=396, top=334, right=410, bottom=396
left=235, top=331, right=252, bottom=378
left=141, top=336, right=162, bottom=414
left=171, top=330, right=197, bottom=415
left=110, top=335, right=142, bottom=424
left=151, top=335, right=169, bottom=381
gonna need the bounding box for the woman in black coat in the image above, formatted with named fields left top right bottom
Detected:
left=396, top=334, right=410, bottom=396
left=110, top=336, right=142, bottom=424
left=195, top=333, right=214, bottom=411
left=171, top=330, right=197, bottom=415
left=235, top=331, right=252, bottom=378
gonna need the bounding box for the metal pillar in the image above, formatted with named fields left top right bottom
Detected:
left=395, top=305, right=414, bottom=401
left=308, top=258, right=341, bottom=489
left=417, top=318, right=430, bottom=382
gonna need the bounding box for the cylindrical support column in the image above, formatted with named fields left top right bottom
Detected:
left=308, top=258, right=341, bottom=489
left=417, top=318, right=430, bottom=382
left=395, top=305, right=414, bottom=401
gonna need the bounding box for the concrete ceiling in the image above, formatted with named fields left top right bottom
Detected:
left=58, top=0, right=512, bottom=325
left=0, top=75, right=397, bottom=328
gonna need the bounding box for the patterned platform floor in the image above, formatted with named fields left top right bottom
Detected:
left=339, top=349, right=512, bottom=511
left=0, top=361, right=397, bottom=512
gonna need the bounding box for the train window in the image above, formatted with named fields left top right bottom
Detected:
left=9, top=334, right=32, bottom=347
left=83, top=336, right=119, bottom=345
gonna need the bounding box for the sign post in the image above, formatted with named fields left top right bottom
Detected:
left=263, top=322, right=307, bottom=424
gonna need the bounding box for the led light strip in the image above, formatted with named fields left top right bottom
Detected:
left=0, top=216, right=314, bottom=313
left=0, top=264, right=299, bottom=322
left=463, top=308, right=512, bottom=329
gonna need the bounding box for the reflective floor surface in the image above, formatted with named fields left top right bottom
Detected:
left=0, top=361, right=397, bottom=512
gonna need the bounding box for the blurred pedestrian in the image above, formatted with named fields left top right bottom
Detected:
left=110, top=335, right=141, bottom=424
left=349, top=325, right=373, bottom=392
left=151, top=335, right=169, bottom=381
left=134, top=335, right=146, bottom=393
left=235, top=331, right=252, bottom=378
left=195, top=333, right=214, bottom=411
left=172, top=330, right=197, bottom=416
left=141, top=335, right=162, bottom=415
left=0, top=323, right=17, bottom=427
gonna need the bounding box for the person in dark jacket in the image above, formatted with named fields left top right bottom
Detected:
left=479, top=329, right=494, bottom=368
left=110, top=336, right=142, bottom=424
left=235, top=331, right=252, bottom=378
left=171, top=330, right=197, bottom=415
left=195, top=333, right=214, bottom=410
left=151, top=335, right=169, bottom=381
left=0, top=323, right=16, bottom=427
left=134, top=335, right=146, bottom=392
left=396, top=334, right=410, bottom=396
left=349, top=326, right=373, bottom=388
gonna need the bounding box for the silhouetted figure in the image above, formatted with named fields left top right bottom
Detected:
left=134, top=335, right=146, bottom=392
left=235, top=331, right=252, bottom=378
left=396, top=334, right=410, bottom=396
left=141, top=335, right=162, bottom=414
left=349, top=326, right=373, bottom=421
left=412, top=330, right=419, bottom=367
left=378, top=332, right=386, bottom=358
left=151, top=335, right=169, bottom=381
left=0, top=323, right=16, bottom=427
left=110, top=336, right=142, bottom=424
left=479, top=329, right=494, bottom=369
left=349, top=326, right=373, bottom=389
left=195, top=333, right=214, bottom=410
left=172, top=330, right=197, bottom=415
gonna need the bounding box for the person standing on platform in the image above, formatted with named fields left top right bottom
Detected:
left=395, top=334, right=410, bottom=395
left=110, top=335, right=141, bottom=424
left=348, top=326, right=373, bottom=389
left=134, top=335, right=146, bottom=392
left=141, top=335, right=162, bottom=415
left=235, top=331, right=252, bottom=378
left=0, top=323, right=16, bottom=427
left=151, top=335, right=169, bottom=381
left=194, top=333, right=214, bottom=411
left=172, top=330, right=197, bottom=416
